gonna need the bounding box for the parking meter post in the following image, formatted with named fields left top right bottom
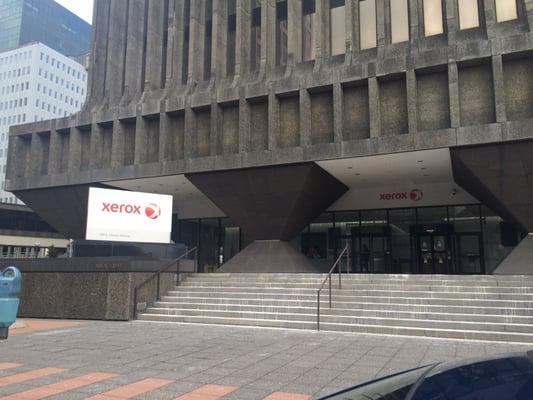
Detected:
left=0, top=266, right=22, bottom=340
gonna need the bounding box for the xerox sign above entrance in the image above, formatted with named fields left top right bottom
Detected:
left=86, top=187, right=173, bottom=243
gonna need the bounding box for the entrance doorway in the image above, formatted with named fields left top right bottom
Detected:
left=351, top=227, right=391, bottom=273
left=414, top=224, right=452, bottom=274
left=456, top=233, right=484, bottom=274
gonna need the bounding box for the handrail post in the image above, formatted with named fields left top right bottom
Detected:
left=317, top=291, right=320, bottom=330
left=328, top=276, right=332, bottom=308
left=156, top=272, right=160, bottom=301
left=132, top=288, right=137, bottom=320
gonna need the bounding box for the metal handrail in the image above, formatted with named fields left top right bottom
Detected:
left=132, top=247, right=198, bottom=319
left=317, top=244, right=349, bottom=330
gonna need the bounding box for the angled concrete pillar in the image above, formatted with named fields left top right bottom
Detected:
left=264, top=0, right=277, bottom=74
left=166, top=0, right=186, bottom=88
left=235, top=0, right=251, bottom=81
left=314, top=0, right=329, bottom=68
left=444, top=0, right=458, bottom=44
left=122, top=0, right=148, bottom=103
left=345, top=0, right=357, bottom=61
left=211, top=0, right=227, bottom=82
left=104, top=0, right=129, bottom=104
left=144, top=0, right=168, bottom=92
left=407, top=0, right=420, bottom=43
left=287, top=0, right=302, bottom=67
left=482, top=0, right=498, bottom=39
left=188, top=0, right=206, bottom=86
left=88, top=0, right=111, bottom=108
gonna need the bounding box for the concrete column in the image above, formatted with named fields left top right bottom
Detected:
left=263, top=0, right=277, bottom=74
left=211, top=0, right=227, bottom=82
left=158, top=112, right=171, bottom=162
left=211, top=101, right=219, bottom=156
left=376, top=0, right=386, bottom=48
left=122, top=0, right=147, bottom=102
left=30, top=133, right=45, bottom=177
left=235, top=0, right=251, bottom=80
left=89, top=123, right=102, bottom=169
left=406, top=70, right=418, bottom=134
left=239, top=97, right=251, bottom=153
left=407, top=0, right=420, bottom=41
left=482, top=0, right=497, bottom=39
left=88, top=0, right=111, bottom=107
left=333, top=82, right=343, bottom=142
left=346, top=0, right=357, bottom=61
left=314, top=0, right=329, bottom=68
left=104, top=0, right=129, bottom=104
left=111, top=119, right=125, bottom=168
left=48, top=127, right=61, bottom=175
left=300, top=88, right=311, bottom=147
left=526, top=0, right=533, bottom=30
left=448, top=62, right=461, bottom=128
left=134, top=115, right=147, bottom=164
left=68, top=127, right=82, bottom=172
left=268, top=89, right=280, bottom=149
left=369, top=77, right=381, bottom=137
left=144, top=0, right=167, bottom=92
left=184, top=106, right=197, bottom=158
left=444, top=0, right=457, bottom=44
left=166, top=0, right=185, bottom=88
left=492, top=55, right=507, bottom=123
left=287, top=0, right=302, bottom=66
left=188, top=0, right=206, bottom=85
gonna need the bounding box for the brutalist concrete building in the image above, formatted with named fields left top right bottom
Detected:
left=6, top=0, right=533, bottom=274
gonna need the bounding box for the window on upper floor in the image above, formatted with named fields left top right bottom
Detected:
left=458, top=0, right=479, bottom=30
left=330, top=0, right=346, bottom=56
left=302, top=0, right=316, bottom=61
left=360, top=0, right=377, bottom=49
left=495, top=0, right=518, bottom=22
left=391, top=0, right=410, bottom=43
left=423, top=0, right=444, bottom=36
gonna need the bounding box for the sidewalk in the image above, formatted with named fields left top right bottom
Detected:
left=1, top=319, right=530, bottom=399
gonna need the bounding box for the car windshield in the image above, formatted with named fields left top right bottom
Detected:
left=322, top=365, right=435, bottom=400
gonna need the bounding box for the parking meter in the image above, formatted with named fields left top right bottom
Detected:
left=0, top=267, right=22, bottom=340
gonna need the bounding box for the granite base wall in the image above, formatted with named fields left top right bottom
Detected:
left=17, top=272, right=175, bottom=321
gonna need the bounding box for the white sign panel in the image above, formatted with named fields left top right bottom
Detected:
left=86, top=187, right=173, bottom=244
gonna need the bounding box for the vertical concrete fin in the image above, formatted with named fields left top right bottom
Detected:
left=105, top=0, right=129, bottom=104
left=88, top=0, right=111, bottom=107
left=235, top=0, right=251, bottom=81
left=144, top=0, right=167, bottom=92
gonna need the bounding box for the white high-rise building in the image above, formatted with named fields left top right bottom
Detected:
left=0, top=42, right=87, bottom=204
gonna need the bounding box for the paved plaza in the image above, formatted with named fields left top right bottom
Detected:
left=0, top=320, right=531, bottom=399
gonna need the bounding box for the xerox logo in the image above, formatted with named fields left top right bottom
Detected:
left=101, top=202, right=141, bottom=214
left=410, top=189, right=423, bottom=202
left=145, top=203, right=161, bottom=220
left=101, top=202, right=162, bottom=220
left=379, top=189, right=423, bottom=202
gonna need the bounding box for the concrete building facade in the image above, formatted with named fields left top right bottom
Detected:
left=6, top=0, right=533, bottom=274
left=0, top=42, right=88, bottom=203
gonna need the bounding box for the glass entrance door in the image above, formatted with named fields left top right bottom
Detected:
left=417, top=230, right=450, bottom=274
left=456, top=233, right=483, bottom=274
left=351, top=228, right=391, bottom=273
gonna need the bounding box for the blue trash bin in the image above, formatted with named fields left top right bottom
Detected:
left=0, top=267, right=22, bottom=339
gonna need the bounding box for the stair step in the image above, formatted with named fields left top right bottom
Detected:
left=154, top=299, right=533, bottom=316
left=138, top=273, right=533, bottom=343
left=164, top=289, right=533, bottom=301
left=148, top=304, right=533, bottom=324
left=136, top=314, right=533, bottom=344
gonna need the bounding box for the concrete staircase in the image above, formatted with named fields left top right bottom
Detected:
left=137, top=273, right=533, bottom=343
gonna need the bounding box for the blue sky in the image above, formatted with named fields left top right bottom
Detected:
left=54, top=0, right=94, bottom=24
